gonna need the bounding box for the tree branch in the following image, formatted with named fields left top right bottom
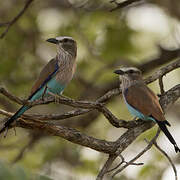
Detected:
left=7, top=84, right=178, bottom=155
left=0, top=0, right=34, bottom=39
left=0, top=60, right=179, bottom=178
left=97, top=59, right=180, bottom=104
left=96, top=155, right=117, bottom=180
left=1, top=59, right=179, bottom=126
left=110, top=0, right=143, bottom=12
left=111, top=128, right=161, bottom=179
left=153, top=142, right=178, bottom=180
left=16, top=119, right=116, bottom=154
left=0, top=87, right=25, bottom=105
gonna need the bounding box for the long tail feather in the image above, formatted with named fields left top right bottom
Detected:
left=155, top=119, right=180, bottom=153
left=0, top=105, right=30, bottom=134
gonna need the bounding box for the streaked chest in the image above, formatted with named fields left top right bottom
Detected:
left=55, top=57, right=76, bottom=85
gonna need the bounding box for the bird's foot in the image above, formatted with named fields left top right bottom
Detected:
left=2, top=121, right=17, bottom=138
left=2, top=126, right=17, bottom=138
left=41, top=96, right=44, bottom=101
left=13, top=127, right=17, bottom=136
left=41, top=85, right=49, bottom=101
left=132, top=117, right=137, bottom=121
left=54, top=94, right=61, bottom=104
left=3, top=126, right=9, bottom=138
left=132, top=117, right=140, bottom=125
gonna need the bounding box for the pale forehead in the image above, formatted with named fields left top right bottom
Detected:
left=120, top=67, right=140, bottom=72
left=55, top=36, right=74, bottom=41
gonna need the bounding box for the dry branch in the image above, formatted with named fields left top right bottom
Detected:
left=0, top=81, right=178, bottom=156
left=111, top=129, right=161, bottom=179
left=0, top=0, right=34, bottom=39
left=0, top=59, right=179, bottom=179
left=110, top=0, right=143, bottom=11
left=153, top=142, right=178, bottom=180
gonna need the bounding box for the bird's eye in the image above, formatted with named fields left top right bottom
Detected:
left=63, top=38, right=68, bottom=43
left=129, top=70, right=134, bottom=74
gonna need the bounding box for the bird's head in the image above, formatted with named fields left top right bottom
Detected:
left=114, top=67, right=142, bottom=81
left=46, top=36, right=77, bottom=57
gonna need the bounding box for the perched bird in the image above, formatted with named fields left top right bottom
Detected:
left=0, top=36, right=77, bottom=134
left=114, top=67, right=180, bottom=153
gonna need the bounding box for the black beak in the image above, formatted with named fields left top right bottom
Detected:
left=114, top=69, right=125, bottom=75
left=46, top=38, right=58, bottom=44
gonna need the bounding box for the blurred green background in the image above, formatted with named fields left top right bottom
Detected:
left=0, top=0, right=180, bottom=179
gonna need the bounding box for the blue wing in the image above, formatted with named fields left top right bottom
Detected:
left=29, top=58, right=60, bottom=101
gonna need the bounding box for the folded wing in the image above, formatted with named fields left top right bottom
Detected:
left=29, top=58, right=59, bottom=99
left=124, top=83, right=165, bottom=121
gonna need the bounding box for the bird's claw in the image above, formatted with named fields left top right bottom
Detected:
left=13, top=127, right=17, bottom=136
left=54, top=94, right=60, bottom=104
left=41, top=85, right=48, bottom=101
left=2, top=120, right=17, bottom=138
left=4, top=127, right=9, bottom=138
left=132, top=117, right=137, bottom=121
left=132, top=117, right=139, bottom=125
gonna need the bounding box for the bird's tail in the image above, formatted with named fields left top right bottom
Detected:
left=0, top=105, right=30, bottom=134
left=155, top=119, right=180, bottom=153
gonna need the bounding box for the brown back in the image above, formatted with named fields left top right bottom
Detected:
left=125, top=84, right=165, bottom=121
left=30, top=58, right=58, bottom=96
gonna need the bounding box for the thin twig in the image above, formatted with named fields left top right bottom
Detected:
left=107, top=154, right=143, bottom=174
left=139, top=47, right=180, bottom=73
left=144, top=59, right=180, bottom=85
left=0, top=87, right=25, bottom=105
left=106, top=154, right=125, bottom=173
left=12, top=133, right=41, bottom=163
left=111, top=128, right=161, bottom=179
left=0, top=22, right=10, bottom=27
left=0, top=0, right=34, bottom=39
left=0, top=108, right=13, bottom=117
left=96, top=155, right=117, bottom=180
left=110, top=0, right=143, bottom=12
left=153, top=142, right=178, bottom=180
